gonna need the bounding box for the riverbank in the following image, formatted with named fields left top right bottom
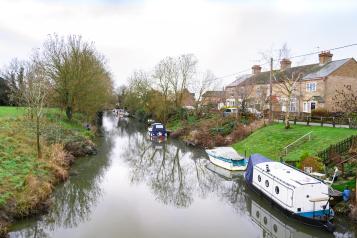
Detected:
left=167, top=113, right=267, bottom=148
left=0, top=107, right=97, bottom=237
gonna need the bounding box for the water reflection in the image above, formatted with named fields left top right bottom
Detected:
left=9, top=114, right=356, bottom=238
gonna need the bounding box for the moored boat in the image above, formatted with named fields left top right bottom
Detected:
left=205, top=147, right=248, bottom=171
left=244, top=154, right=335, bottom=232
left=148, top=122, right=167, bottom=138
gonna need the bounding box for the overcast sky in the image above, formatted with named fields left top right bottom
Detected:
left=1, top=0, right=357, bottom=87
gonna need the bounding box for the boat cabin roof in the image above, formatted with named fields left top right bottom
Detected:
left=255, top=162, right=322, bottom=188
left=207, top=147, right=244, bottom=161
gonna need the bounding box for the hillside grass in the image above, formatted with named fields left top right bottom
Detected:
left=232, top=123, right=357, bottom=161
left=0, top=106, right=93, bottom=218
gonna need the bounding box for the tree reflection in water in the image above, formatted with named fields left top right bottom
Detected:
left=121, top=124, right=248, bottom=211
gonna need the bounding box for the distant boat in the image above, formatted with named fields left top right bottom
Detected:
left=205, top=147, right=248, bottom=171
left=148, top=123, right=167, bottom=138
left=244, top=154, right=335, bottom=232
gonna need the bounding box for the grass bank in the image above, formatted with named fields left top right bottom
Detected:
left=232, top=123, right=357, bottom=161
left=0, top=106, right=96, bottom=235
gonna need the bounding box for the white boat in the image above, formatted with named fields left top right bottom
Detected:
left=205, top=162, right=243, bottom=180
left=245, top=154, right=335, bottom=232
left=205, top=147, right=248, bottom=171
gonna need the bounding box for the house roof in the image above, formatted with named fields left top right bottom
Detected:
left=202, top=90, right=225, bottom=97
left=303, top=58, right=350, bottom=80
left=228, top=58, right=354, bottom=86
left=226, top=74, right=252, bottom=87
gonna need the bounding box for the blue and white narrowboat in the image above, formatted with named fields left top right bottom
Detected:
left=245, top=154, right=335, bottom=232
left=205, top=147, right=248, bottom=171
left=148, top=123, right=167, bottom=138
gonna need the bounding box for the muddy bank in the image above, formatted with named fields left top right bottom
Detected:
left=0, top=139, right=97, bottom=238
left=170, top=118, right=268, bottom=149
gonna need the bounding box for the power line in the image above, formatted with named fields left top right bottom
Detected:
left=214, top=43, right=357, bottom=81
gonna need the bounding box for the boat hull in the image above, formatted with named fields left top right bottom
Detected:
left=207, top=154, right=247, bottom=171
left=245, top=179, right=335, bottom=232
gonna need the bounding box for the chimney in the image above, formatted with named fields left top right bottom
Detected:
left=319, top=51, right=333, bottom=65
left=280, top=58, right=291, bottom=70
left=252, top=65, right=261, bottom=75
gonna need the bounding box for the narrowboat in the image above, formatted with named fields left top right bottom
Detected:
left=148, top=123, right=167, bottom=138
left=205, top=147, right=248, bottom=171
left=244, top=154, right=335, bottom=232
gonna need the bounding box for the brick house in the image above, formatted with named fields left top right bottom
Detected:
left=180, top=88, right=195, bottom=109
left=202, top=90, right=226, bottom=109
left=225, top=52, right=357, bottom=114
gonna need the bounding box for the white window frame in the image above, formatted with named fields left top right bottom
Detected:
left=289, top=98, right=297, bottom=112
left=306, top=82, right=317, bottom=92
left=303, top=101, right=317, bottom=113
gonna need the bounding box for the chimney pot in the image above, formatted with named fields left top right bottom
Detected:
left=280, top=58, right=291, bottom=70
left=319, top=51, right=333, bottom=65
left=252, top=65, right=262, bottom=75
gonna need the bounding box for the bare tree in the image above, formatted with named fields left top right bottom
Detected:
left=153, top=57, right=176, bottom=123
left=22, top=60, right=50, bottom=158
left=274, top=71, right=302, bottom=129
left=177, top=54, right=197, bottom=107
left=333, top=85, right=357, bottom=116
left=189, top=70, right=216, bottom=116
left=235, top=82, right=254, bottom=115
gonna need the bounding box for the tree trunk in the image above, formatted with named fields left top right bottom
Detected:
left=36, top=115, right=41, bottom=159
left=285, top=111, right=290, bottom=129
left=66, top=106, right=73, bottom=120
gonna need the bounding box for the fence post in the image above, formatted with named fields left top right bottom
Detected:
left=349, top=118, right=351, bottom=129
left=332, top=117, right=335, bottom=128
left=307, top=116, right=310, bottom=126
left=321, top=116, right=323, bottom=127
left=294, top=116, right=297, bottom=125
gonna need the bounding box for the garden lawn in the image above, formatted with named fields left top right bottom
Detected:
left=0, top=106, right=26, bottom=118
left=232, top=123, right=357, bottom=161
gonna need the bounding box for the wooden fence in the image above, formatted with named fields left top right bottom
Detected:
left=317, top=135, right=357, bottom=162
left=272, top=112, right=357, bottom=128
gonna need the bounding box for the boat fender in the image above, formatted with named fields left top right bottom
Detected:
left=324, top=221, right=335, bottom=233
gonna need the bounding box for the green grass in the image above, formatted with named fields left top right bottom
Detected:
left=0, top=106, right=93, bottom=209
left=0, top=106, right=26, bottom=118
left=233, top=123, right=357, bottom=161
left=332, top=179, right=356, bottom=192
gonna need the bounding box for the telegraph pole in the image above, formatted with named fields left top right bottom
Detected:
left=269, top=57, right=273, bottom=122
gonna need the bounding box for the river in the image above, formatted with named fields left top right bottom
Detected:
left=9, top=114, right=356, bottom=238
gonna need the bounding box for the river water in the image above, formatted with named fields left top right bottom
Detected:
left=9, top=114, right=356, bottom=238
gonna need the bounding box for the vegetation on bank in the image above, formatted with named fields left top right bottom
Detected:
left=232, top=123, right=357, bottom=161
left=0, top=106, right=95, bottom=235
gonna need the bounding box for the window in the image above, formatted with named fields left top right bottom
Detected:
left=273, top=224, right=278, bottom=233
left=265, top=180, right=269, bottom=187
left=256, top=211, right=260, bottom=218
left=311, top=102, right=316, bottom=110
left=258, top=175, right=261, bottom=182
left=275, top=186, right=280, bottom=194
left=306, top=82, right=317, bottom=92
left=303, top=102, right=309, bottom=113
left=289, top=98, right=297, bottom=112
left=263, top=217, right=268, bottom=225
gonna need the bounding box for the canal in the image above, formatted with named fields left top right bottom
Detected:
left=9, top=114, right=356, bottom=238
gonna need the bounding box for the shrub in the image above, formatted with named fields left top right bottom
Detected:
left=300, top=156, right=324, bottom=173
left=311, top=108, right=330, bottom=117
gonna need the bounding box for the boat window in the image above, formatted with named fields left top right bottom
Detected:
left=258, top=175, right=261, bottom=182
left=156, top=125, right=164, bottom=129
left=275, top=186, right=279, bottom=194
left=297, top=208, right=301, bottom=212
left=273, top=224, right=278, bottom=233
left=265, top=180, right=269, bottom=187
left=256, top=211, right=260, bottom=218
left=263, top=217, right=268, bottom=225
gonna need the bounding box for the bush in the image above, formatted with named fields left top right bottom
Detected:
left=299, top=156, right=324, bottom=173
left=311, top=108, right=330, bottom=117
